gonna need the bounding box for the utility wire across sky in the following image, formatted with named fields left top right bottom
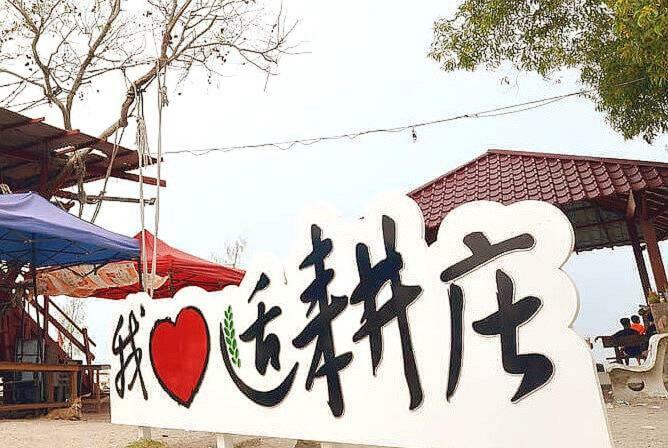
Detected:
left=159, top=78, right=643, bottom=157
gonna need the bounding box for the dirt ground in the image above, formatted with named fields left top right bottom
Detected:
left=0, top=399, right=666, bottom=448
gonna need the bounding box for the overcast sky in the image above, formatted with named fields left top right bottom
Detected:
left=37, top=0, right=668, bottom=363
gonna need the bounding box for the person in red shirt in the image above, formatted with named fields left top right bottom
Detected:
left=630, top=315, right=645, bottom=335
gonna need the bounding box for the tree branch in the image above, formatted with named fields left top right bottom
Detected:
left=65, top=0, right=122, bottom=117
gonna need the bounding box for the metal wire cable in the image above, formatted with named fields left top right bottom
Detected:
left=159, top=78, right=644, bottom=157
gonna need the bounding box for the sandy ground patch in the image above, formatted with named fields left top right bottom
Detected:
left=606, top=399, right=667, bottom=448
left=0, top=400, right=666, bottom=448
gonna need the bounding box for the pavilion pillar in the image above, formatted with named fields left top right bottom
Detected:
left=626, top=219, right=652, bottom=295
left=639, top=193, right=668, bottom=292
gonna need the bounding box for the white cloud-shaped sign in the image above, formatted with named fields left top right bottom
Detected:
left=110, top=194, right=611, bottom=448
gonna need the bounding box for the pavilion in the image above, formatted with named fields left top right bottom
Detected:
left=408, top=149, right=668, bottom=297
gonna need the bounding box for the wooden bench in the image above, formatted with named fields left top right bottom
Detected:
left=596, top=334, right=647, bottom=365
left=608, top=334, right=668, bottom=401
left=0, top=361, right=110, bottom=413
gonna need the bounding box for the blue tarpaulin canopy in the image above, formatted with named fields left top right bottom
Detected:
left=0, top=192, right=139, bottom=267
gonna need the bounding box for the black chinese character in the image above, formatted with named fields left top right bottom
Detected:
left=112, top=306, right=148, bottom=400
left=240, top=277, right=283, bottom=374
left=220, top=274, right=298, bottom=407
left=292, top=224, right=353, bottom=417
left=441, top=231, right=536, bottom=400
left=472, top=269, right=554, bottom=402
left=351, top=215, right=423, bottom=410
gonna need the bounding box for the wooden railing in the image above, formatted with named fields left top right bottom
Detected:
left=0, top=362, right=110, bottom=413
left=24, top=295, right=100, bottom=399
left=26, top=295, right=96, bottom=362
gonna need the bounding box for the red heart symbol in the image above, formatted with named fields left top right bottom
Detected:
left=150, top=306, right=210, bottom=407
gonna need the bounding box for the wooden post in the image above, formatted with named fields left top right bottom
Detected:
left=39, top=149, right=49, bottom=196
left=43, top=295, right=50, bottom=340
left=639, top=194, right=668, bottom=292
left=69, top=370, right=78, bottom=403
left=641, top=219, right=667, bottom=291
left=45, top=371, right=54, bottom=403
left=82, top=328, right=92, bottom=364
left=82, top=328, right=93, bottom=395
left=95, top=369, right=101, bottom=413
left=0, top=317, right=9, bottom=362
left=626, top=219, right=652, bottom=296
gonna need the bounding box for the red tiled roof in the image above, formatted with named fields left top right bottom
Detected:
left=408, top=149, right=668, bottom=251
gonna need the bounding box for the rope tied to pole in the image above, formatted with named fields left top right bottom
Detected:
left=131, top=59, right=166, bottom=298
left=132, top=79, right=150, bottom=295
left=150, top=59, right=166, bottom=298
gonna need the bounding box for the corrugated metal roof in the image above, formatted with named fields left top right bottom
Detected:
left=408, top=149, right=668, bottom=251
left=0, top=107, right=156, bottom=193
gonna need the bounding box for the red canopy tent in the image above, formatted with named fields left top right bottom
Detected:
left=88, top=231, right=244, bottom=299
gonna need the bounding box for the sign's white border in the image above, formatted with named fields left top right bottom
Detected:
left=110, top=194, right=612, bottom=448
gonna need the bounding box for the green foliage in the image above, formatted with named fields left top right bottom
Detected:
left=647, top=291, right=660, bottom=303
left=430, top=0, right=668, bottom=142
left=224, top=305, right=241, bottom=368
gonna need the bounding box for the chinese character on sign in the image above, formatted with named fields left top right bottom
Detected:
left=292, top=224, right=353, bottom=417
left=220, top=273, right=298, bottom=407
left=351, top=215, right=423, bottom=409
left=439, top=231, right=552, bottom=402
left=112, top=306, right=148, bottom=400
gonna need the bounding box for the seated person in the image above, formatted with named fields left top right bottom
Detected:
left=645, top=313, right=657, bottom=338
left=613, top=318, right=643, bottom=359
left=630, top=315, right=645, bottom=335
left=637, top=313, right=658, bottom=352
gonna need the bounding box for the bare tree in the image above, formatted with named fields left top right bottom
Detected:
left=211, top=235, right=246, bottom=268
left=0, top=0, right=296, bottom=193
left=53, top=296, right=87, bottom=359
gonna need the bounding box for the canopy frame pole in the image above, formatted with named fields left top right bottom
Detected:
left=639, top=192, right=668, bottom=292
left=30, top=237, right=45, bottom=367
left=30, top=234, right=46, bottom=402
